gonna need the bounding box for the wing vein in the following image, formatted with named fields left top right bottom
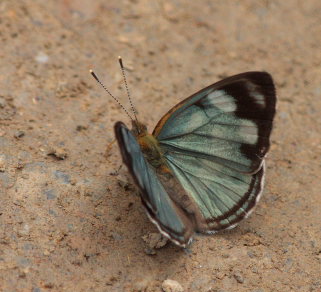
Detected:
left=162, top=143, right=252, bottom=169
left=167, top=158, right=219, bottom=219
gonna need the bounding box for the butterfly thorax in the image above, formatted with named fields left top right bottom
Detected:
left=132, top=120, right=172, bottom=176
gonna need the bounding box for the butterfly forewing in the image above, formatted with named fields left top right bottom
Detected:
left=114, top=122, right=194, bottom=246
left=153, top=72, right=276, bottom=233
left=154, top=72, right=276, bottom=174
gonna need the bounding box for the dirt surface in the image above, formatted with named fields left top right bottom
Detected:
left=0, top=1, right=320, bottom=291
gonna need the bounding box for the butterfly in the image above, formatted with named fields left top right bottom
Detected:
left=91, top=61, right=276, bottom=248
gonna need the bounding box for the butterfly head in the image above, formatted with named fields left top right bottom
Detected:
left=131, top=120, right=148, bottom=137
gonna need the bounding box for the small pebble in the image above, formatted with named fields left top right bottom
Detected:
left=14, top=130, right=25, bottom=138
left=35, top=51, right=49, bottom=63
left=16, top=160, right=25, bottom=169
left=106, top=276, right=118, bottom=286
left=142, top=232, right=168, bottom=249
left=76, top=125, right=87, bottom=131
left=233, top=272, right=244, bottom=283
left=132, top=278, right=149, bottom=291
left=44, top=282, right=54, bottom=289
left=117, top=179, right=130, bottom=190
left=47, top=147, right=68, bottom=160
left=0, top=155, right=6, bottom=172
left=162, top=279, right=184, bottom=292
left=144, top=247, right=156, bottom=255
left=0, top=96, right=7, bottom=108
left=215, top=272, right=225, bottom=280
left=18, top=224, right=30, bottom=236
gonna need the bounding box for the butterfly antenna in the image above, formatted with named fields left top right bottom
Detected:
left=90, top=69, right=134, bottom=121
left=118, top=56, right=139, bottom=125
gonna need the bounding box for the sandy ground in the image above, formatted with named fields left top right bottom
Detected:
left=0, top=1, right=320, bottom=291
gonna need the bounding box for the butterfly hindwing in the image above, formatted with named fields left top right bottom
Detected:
left=164, top=152, right=265, bottom=231
left=153, top=72, right=276, bottom=232
left=114, top=122, right=194, bottom=246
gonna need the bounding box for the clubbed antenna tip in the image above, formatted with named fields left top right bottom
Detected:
left=118, top=56, right=124, bottom=68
